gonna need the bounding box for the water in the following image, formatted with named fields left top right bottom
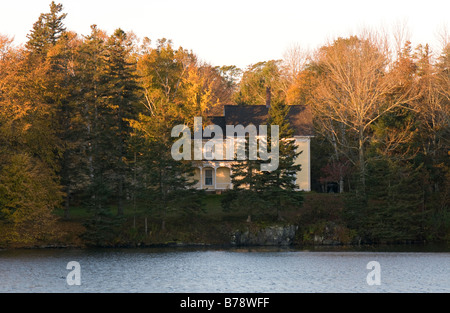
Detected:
left=0, top=245, right=448, bottom=293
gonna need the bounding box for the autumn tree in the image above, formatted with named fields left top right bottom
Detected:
left=131, top=39, right=233, bottom=230
left=282, top=44, right=312, bottom=106
left=0, top=153, right=63, bottom=244
left=233, top=60, right=286, bottom=107
left=21, top=2, right=81, bottom=220
left=137, top=39, right=232, bottom=121
left=310, top=34, right=415, bottom=196
left=0, top=31, right=64, bottom=244
left=217, top=65, right=242, bottom=92
left=137, top=38, right=196, bottom=117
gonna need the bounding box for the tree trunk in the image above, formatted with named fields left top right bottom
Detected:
left=339, top=121, right=346, bottom=193
left=331, top=125, right=344, bottom=193
left=117, top=99, right=124, bottom=216
left=117, top=176, right=124, bottom=216
left=64, top=193, right=70, bottom=219
left=265, top=86, right=271, bottom=108
left=359, top=129, right=366, bottom=196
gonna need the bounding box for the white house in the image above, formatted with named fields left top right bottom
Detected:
left=191, top=104, right=313, bottom=192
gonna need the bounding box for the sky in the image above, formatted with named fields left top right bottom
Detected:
left=0, top=0, right=449, bottom=69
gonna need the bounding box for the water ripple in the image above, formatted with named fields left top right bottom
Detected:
left=0, top=247, right=448, bottom=293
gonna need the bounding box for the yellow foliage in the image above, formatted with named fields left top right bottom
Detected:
left=0, top=153, right=63, bottom=244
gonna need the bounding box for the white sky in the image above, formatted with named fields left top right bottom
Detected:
left=1, top=0, right=449, bottom=69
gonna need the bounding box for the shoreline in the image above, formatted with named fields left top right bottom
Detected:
left=1, top=240, right=449, bottom=253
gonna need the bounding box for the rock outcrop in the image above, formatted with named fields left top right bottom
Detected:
left=231, top=225, right=298, bottom=246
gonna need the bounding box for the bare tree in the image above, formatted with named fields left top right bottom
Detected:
left=311, top=32, right=416, bottom=194
left=392, top=19, right=412, bottom=59
left=282, top=43, right=309, bottom=82
left=281, top=44, right=312, bottom=105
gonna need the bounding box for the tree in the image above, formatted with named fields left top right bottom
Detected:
left=262, top=100, right=303, bottom=219
left=182, top=63, right=234, bottom=116
left=0, top=153, right=63, bottom=244
left=223, top=100, right=303, bottom=221
left=0, top=31, right=64, bottom=244
left=104, top=28, right=142, bottom=215
left=224, top=148, right=266, bottom=223
left=137, top=39, right=232, bottom=121
left=339, top=38, right=449, bottom=242
left=68, top=25, right=110, bottom=216
left=282, top=44, right=311, bottom=106
left=76, top=27, right=142, bottom=242
left=26, top=1, right=67, bottom=55
left=344, top=158, right=425, bottom=243
left=137, top=38, right=195, bottom=115
left=130, top=101, right=203, bottom=231
left=412, top=44, right=449, bottom=191
left=310, top=34, right=415, bottom=196
left=21, top=2, right=80, bottom=219
left=233, top=60, right=285, bottom=106
left=217, top=65, right=242, bottom=91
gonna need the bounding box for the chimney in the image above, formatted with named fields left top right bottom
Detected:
left=265, top=86, right=271, bottom=108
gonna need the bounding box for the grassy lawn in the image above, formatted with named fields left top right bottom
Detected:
left=55, top=193, right=238, bottom=220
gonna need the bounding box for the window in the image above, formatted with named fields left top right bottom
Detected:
left=205, top=169, right=213, bottom=186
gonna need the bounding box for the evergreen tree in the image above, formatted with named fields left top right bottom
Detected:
left=104, top=28, right=142, bottom=215
left=130, top=101, right=203, bottom=231
left=224, top=151, right=267, bottom=223
left=72, top=25, right=112, bottom=217
left=78, top=27, right=142, bottom=243
left=360, top=159, right=424, bottom=242
left=223, top=101, right=303, bottom=221
left=26, top=1, right=67, bottom=56
left=22, top=2, right=77, bottom=219
left=262, top=100, right=304, bottom=219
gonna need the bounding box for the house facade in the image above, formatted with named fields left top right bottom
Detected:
left=191, top=104, right=313, bottom=192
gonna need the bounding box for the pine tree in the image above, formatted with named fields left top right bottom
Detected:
left=224, top=151, right=267, bottom=223
left=263, top=100, right=304, bottom=219
left=26, top=1, right=67, bottom=56
left=130, top=102, right=203, bottom=231
left=21, top=2, right=78, bottom=219
left=69, top=25, right=110, bottom=216
left=104, top=28, right=142, bottom=215
left=223, top=101, right=303, bottom=221
left=77, top=27, right=141, bottom=242
left=363, top=159, right=424, bottom=243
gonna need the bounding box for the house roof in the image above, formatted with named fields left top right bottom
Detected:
left=205, top=105, right=314, bottom=138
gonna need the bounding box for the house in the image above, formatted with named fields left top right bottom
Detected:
left=191, top=104, right=314, bottom=192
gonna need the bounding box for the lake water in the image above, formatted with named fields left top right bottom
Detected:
left=0, top=245, right=449, bottom=293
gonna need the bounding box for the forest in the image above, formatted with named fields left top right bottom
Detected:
left=0, top=2, right=448, bottom=247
